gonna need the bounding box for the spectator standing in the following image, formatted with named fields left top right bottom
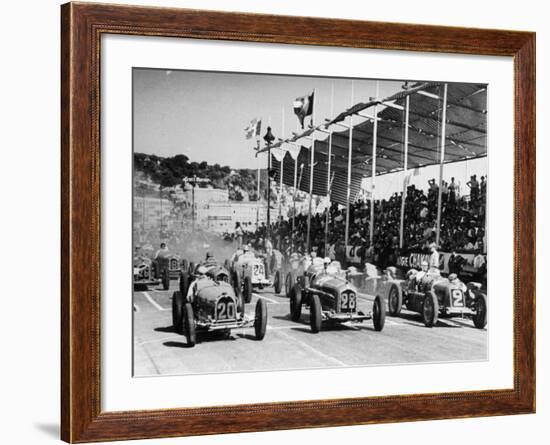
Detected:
left=234, top=222, right=244, bottom=248
left=467, top=174, right=480, bottom=204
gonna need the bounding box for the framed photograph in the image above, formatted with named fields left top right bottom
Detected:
left=61, top=2, right=535, bottom=442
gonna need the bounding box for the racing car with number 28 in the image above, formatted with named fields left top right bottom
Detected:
left=289, top=258, right=386, bottom=333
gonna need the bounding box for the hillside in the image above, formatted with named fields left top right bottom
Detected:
left=134, top=152, right=273, bottom=201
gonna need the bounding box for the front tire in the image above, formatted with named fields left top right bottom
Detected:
left=179, top=271, right=190, bottom=296
left=273, top=270, right=282, bottom=294
left=387, top=283, right=402, bottom=316
left=172, top=291, right=185, bottom=334
left=183, top=302, right=196, bottom=347
left=162, top=269, right=170, bottom=290
left=290, top=285, right=303, bottom=322
left=309, top=294, right=322, bottom=333
left=472, top=293, right=487, bottom=329
left=243, top=276, right=253, bottom=304
left=373, top=295, right=386, bottom=331
left=285, top=271, right=296, bottom=298
left=254, top=298, right=268, bottom=340
left=422, top=291, right=439, bottom=327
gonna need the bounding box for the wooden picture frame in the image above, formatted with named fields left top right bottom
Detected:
left=61, top=2, right=535, bottom=442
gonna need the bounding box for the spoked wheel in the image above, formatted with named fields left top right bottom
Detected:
left=273, top=270, right=282, bottom=294
left=183, top=302, right=196, bottom=347
left=243, top=276, right=253, bottom=304
left=254, top=298, right=268, bottom=340
left=373, top=295, right=386, bottom=331
left=421, top=291, right=439, bottom=327
left=472, top=293, right=487, bottom=329
left=309, top=294, right=322, bottom=333
left=172, top=291, right=185, bottom=334
left=387, top=283, right=402, bottom=316
left=289, top=285, right=303, bottom=322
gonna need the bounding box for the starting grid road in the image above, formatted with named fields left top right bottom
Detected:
left=133, top=281, right=487, bottom=376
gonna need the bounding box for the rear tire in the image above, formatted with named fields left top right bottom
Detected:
left=309, top=294, right=322, bottom=333
left=373, top=295, right=386, bottom=331
left=243, top=276, right=253, bottom=304
left=172, top=291, right=185, bottom=334
left=422, top=291, right=439, bottom=327
left=387, top=283, right=402, bottom=316
left=472, top=293, right=487, bottom=329
left=290, top=285, right=303, bottom=322
left=183, top=302, right=196, bottom=347
left=254, top=298, right=268, bottom=340
left=274, top=270, right=282, bottom=294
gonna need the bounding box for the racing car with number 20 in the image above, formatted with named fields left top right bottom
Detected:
left=172, top=266, right=268, bottom=347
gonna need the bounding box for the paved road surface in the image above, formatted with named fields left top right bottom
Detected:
left=133, top=280, right=487, bottom=376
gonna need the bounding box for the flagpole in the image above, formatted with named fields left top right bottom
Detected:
left=435, top=83, right=448, bottom=247
left=344, top=81, right=354, bottom=253
left=279, top=107, right=284, bottom=222
left=292, top=140, right=298, bottom=252
left=256, top=143, right=261, bottom=231
left=306, top=88, right=316, bottom=255
left=266, top=116, right=272, bottom=240
left=399, top=94, right=410, bottom=249
left=256, top=119, right=262, bottom=231
left=325, top=83, right=334, bottom=257
left=369, top=81, right=380, bottom=247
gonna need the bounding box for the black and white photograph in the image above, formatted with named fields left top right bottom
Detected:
left=132, top=68, right=488, bottom=377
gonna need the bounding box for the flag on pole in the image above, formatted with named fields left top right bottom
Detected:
left=245, top=118, right=262, bottom=140
left=293, top=91, right=314, bottom=129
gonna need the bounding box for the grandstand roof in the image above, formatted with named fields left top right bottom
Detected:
left=265, top=81, right=487, bottom=205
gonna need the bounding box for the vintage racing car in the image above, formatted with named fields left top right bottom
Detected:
left=172, top=268, right=268, bottom=347
left=227, top=248, right=272, bottom=303
left=288, top=258, right=386, bottom=333
left=133, top=256, right=170, bottom=290
left=378, top=267, right=487, bottom=328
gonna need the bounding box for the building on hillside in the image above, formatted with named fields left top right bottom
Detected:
left=133, top=196, right=175, bottom=230
left=196, top=202, right=268, bottom=233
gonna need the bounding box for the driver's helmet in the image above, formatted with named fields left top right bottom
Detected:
left=196, top=265, right=208, bottom=277
left=312, top=257, right=324, bottom=267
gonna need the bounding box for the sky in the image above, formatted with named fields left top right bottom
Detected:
left=133, top=68, right=405, bottom=170
left=133, top=68, right=487, bottom=196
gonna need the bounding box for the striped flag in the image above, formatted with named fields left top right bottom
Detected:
left=244, top=118, right=262, bottom=140
left=293, top=92, right=314, bottom=129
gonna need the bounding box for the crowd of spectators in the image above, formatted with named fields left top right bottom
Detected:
left=240, top=174, right=487, bottom=270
